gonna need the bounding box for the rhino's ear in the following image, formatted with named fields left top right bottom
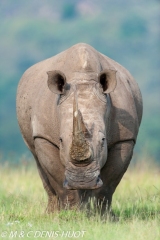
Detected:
left=98, top=69, right=117, bottom=94
left=47, top=70, right=66, bottom=94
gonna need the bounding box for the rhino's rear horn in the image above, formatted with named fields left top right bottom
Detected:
left=47, top=70, right=66, bottom=94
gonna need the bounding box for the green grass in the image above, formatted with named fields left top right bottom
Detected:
left=0, top=159, right=160, bottom=240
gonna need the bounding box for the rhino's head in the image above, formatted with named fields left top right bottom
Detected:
left=47, top=44, right=117, bottom=190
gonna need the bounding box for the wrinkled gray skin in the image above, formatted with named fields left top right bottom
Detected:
left=17, top=43, right=142, bottom=215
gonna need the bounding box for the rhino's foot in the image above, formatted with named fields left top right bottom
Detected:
left=84, top=205, right=119, bottom=222
left=102, top=210, right=119, bottom=222
left=46, top=196, right=59, bottom=214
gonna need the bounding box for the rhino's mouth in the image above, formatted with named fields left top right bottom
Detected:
left=63, top=161, right=103, bottom=190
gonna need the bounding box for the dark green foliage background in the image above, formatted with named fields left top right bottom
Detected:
left=0, top=0, right=159, bottom=161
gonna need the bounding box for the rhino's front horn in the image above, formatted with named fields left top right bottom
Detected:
left=70, top=90, right=91, bottom=162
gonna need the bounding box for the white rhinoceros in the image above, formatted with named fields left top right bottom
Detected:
left=16, top=43, right=142, bottom=214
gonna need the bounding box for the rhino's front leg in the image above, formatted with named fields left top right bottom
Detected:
left=34, top=153, right=59, bottom=213
left=34, top=138, right=80, bottom=212
left=95, top=140, right=134, bottom=215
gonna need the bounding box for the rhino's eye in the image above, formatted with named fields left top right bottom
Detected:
left=98, top=132, right=105, bottom=148
left=59, top=137, right=63, bottom=143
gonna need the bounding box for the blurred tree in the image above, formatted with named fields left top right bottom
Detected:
left=17, top=56, right=34, bottom=73
left=61, top=2, right=78, bottom=20
left=121, top=15, right=147, bottom=38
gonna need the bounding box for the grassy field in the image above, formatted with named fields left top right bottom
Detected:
left=0, top=157, right=160, bottom=240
